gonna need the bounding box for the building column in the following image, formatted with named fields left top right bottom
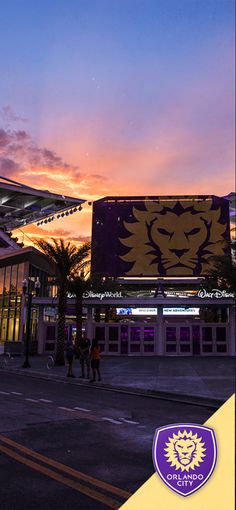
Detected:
left=19, top=294, right=26, bottom=345
left=86, top=306, right=93, bottom=340
left=157, top=304, right=164, bottom=355
left=228, top=304, right=235, bottom=356
left=37, top=305, right=44, bottom=354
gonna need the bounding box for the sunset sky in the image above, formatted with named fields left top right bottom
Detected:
left=0, top=0, right=235, bottom=245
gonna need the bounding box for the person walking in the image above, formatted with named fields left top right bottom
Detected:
left=78, top=335, right=91, bottom=379
left=65, top=338, right=75, bottom=378
left=90, top=338, right=101, bottom=383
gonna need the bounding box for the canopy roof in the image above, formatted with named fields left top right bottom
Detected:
left=0, top=176, right=85, bottom=231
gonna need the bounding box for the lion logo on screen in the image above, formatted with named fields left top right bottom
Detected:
left=119, top=198, right=228, bottom=276
left=164, top=430, right=206, bottom=472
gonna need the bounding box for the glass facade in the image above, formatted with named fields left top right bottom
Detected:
left=0, top=263, right=24, bottom=343
left=0, top=262, right=51, bottom=346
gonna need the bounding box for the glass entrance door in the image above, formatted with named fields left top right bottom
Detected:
left=165, top=325, right=192, bottom=355
left=164, top=324, right=229, bottom=355
left=95, top=323, right=157, bottom=355
left=128, top=323, right=156, bottom=355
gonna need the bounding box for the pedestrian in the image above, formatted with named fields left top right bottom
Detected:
left=65, top=338, right=75, bottom=378
left=90, top=338, right=101, bottom=382
left=78, top=335, right=91, bottom=379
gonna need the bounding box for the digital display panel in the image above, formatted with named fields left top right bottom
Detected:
left=116, top=307, right=200, bottom=316
left=92, top=196, right=230, bottom=277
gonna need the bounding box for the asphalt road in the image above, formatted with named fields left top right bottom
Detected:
left=0, top=372, right=215, bottom=510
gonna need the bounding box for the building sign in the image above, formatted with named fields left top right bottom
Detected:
left=91, top=196, right=230, bottom=277
left=163, top=307, right=200, bottom=315
left=83, top=290, right=123, bottom=300
left=116, top=307, right=157, bottom=316
left=198, top=289, right=235, bottom=299
left=116, top=307, right=200, bottom=316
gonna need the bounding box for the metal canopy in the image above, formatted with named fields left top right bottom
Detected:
left=0, top=176, right=85, bottom=231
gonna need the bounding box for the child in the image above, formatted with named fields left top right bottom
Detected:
left=90, top=338, right=101, bottom=382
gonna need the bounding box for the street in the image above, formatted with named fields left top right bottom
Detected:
left=0, top=372, right=216, bottom=510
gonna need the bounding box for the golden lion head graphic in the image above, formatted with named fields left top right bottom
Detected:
left=164, top=430, right=206, bottom=472
left=120, top=198, right=228, bottom=276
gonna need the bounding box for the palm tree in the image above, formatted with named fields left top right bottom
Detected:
left=36, top=238, right=90, bottom=365
left=68, top=274, right=89, bottom=353
left=69, top=273, right=124, bottom=350
left=206, top=239, right=236, bottom=292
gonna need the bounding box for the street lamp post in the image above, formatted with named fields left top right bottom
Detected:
left=154, top=282, right=166, bottom=298
left=22, top=277, right=41, bottom=368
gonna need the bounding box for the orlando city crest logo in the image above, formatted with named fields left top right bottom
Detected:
left=152, top=424, right=217, bottom=496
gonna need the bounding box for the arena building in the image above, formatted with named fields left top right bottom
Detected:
left=0, top=180, right=235, bottom=357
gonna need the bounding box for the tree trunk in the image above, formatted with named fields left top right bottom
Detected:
left=75, top=293, right=83, bottom=352
left=56, top=284, right=67, bottom=365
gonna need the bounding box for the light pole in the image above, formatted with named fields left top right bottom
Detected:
left=154, top=282, right=166, bottom=298
left=22, top=277, right=41, bottom=368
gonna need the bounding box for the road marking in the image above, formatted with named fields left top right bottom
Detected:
left=11, top=392, right=23, bottom=395
left=102, top=417, right=123, bottom=425
left=74, top=406, right=91, bottom=412
left=0, top=434, right=131, bottom=505
left=0, top=391, right=10, bottom=395
left=25, top=398, right=38, bottom=403
left=0, top=444, right=121, bottom=509
left=58, top=406, right=75, bottom=412
left=39, top=399, right=53, bottom=403
left=119, top=418, right=140, bottom=425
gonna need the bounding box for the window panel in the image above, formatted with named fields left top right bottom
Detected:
left=217, top=344, right=227, bottom=353
left=144, top=327, right=154, bottom=342
left=166, top=327, right=177, bottom=342
left=130, top=344, right=140, bottom=353
left=95, top=327, right=105, bottom=341
left=202, top=327, right=212, bottom=342
left=130, top=327, right=141, bottom=342
left=216, top=327, right=226, bottom=342
left=108, top=327, right=119, bottom=342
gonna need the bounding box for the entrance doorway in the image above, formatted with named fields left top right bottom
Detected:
left=94, top=323, right=157, bottom=355
left=164, top=323, right=228, bottom=355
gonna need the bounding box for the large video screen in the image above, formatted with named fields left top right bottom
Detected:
left=91, top=196, right=230, bottom=277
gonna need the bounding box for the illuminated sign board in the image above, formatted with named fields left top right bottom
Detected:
left=198, top=289, right=235, bottom=299
left=163, top=307, right=199, bottom=316
left=92, top=196, right=229, bottom=277
left=116, top=307, right=157, bottom=316
left=116, top=307, right=200, bottom=316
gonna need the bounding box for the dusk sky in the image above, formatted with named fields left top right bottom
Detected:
left=0, top=0, right=235, bottom=245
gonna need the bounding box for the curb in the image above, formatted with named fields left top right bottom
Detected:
left=2, top=366, right=225, bottom=409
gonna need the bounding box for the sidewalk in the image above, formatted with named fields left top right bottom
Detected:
left=3, top=355, right=235, bottom=407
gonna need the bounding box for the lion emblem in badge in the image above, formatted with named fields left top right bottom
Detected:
left=164, top=430, right=206, bottom=472
left=153, top=423, right=217, bottom=497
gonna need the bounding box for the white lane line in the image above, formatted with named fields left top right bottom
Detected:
left=102, top=417, right=123, bottom=425
left=39, top=399, right=52, bottom=403
left=119, top=418, right=140, bottom=425
left=11, top=392, right=23, bottom=396
left=74, top=407, right=91, bottom=412
left=58, top=407, right=75, bottom=412
left=0, top=391, right=9, bottom=395
left=25, top=398, right=38, bottom=403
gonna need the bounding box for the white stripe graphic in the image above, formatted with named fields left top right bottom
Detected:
left=74, top=407, right=91, bottom=412
left=58, top=407, right=75, bottom=412
left=102, top=417, right=122, bottom=425
left=119, top=418, right=140, bottom=425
